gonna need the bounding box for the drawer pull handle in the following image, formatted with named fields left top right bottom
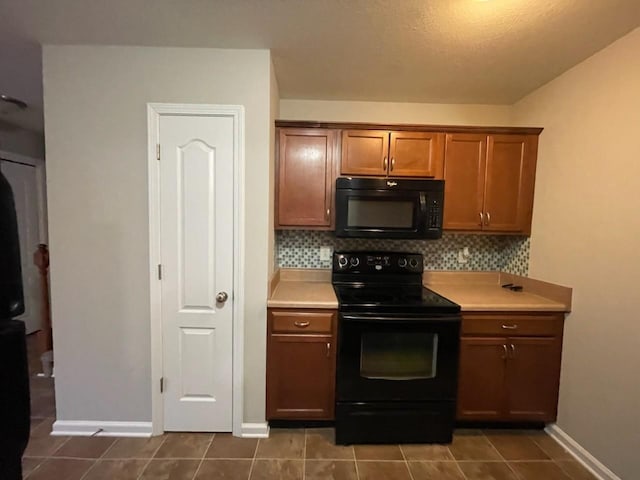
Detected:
left=294, top=321, right=310, bottom=328
left=501, top=324, right=518, bottom=330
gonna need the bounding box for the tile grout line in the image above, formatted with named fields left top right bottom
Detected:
left=399, top=445, right=415, bottom=480
left=136, top=434, right=170, bottom=480
left=483, top=432, right=524, bottom=480
left=190, top=433, right=216, bottom=480
left=247, top=433, right=260, bottom=480
left=97, top=437, right=118, bottom=459
left=352, top=443, right=360, bottom=480
left=76, top=436, right=119, bottom=480
left=302, top=428, right=307, bottom=480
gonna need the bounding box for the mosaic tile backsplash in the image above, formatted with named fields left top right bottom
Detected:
left=276, top=231, right=530, bottom=276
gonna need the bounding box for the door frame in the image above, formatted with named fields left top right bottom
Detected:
left=147, top=103, right=245, bottom=437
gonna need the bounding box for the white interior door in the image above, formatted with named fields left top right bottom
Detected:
left=159, top=114, right=234, bottom=432
left=1, top=160, right=42, bottom=334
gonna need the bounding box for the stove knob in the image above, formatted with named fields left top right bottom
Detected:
left=398, top=257, right=408, bottom=268
left=350, top=257, right=360, bottom=267
left=338, top=256, right=348, bottom=268
left=409, top=258, right=419, bottom=268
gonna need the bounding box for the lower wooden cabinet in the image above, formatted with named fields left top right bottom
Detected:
left=266, top=309, right=337, bottom=420
left=457, top=312, right=564, bottom=423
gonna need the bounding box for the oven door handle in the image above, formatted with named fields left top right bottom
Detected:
left=340, top=314, right=460, bottom=323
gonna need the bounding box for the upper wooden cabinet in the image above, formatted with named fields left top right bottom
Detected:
left=342, top=130, right=444, bottom=178
left=276, top=128, right=338, bottom=229
left=274, top=121, right=541, bottom=232
left=443, top=133, right=538, bottom=234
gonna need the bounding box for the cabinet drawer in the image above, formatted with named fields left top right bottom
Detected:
left=270, top=311, right=335, bottom=334
left=462, top=313, right=563, bottom=337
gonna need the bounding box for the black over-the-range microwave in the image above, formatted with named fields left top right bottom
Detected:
left=334, top=177, right=445, bottom=239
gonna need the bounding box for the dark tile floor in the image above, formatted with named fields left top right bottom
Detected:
left=22, top=336, right=598, bottom=479
left=22, top=427, right=600, bottom=480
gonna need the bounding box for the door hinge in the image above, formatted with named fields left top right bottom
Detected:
left=157, top=264, right=162, bottom=280
left=156, top=144, right=160, bottom=161
left=160, top=377, right=165, bottom=393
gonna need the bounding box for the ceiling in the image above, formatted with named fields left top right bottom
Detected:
left=1, top=0, right=640, bottom=133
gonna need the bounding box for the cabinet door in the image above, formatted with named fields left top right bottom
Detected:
left=483, top=135, right=537, bottom=234
left=266, top=334, right=336, bottom=420
left=341, top=130, right=389, bottom=176
left=443, top=134, right=487, bottom=231
left=506, top=337, right=562, bottom=422
left=389, top=132, right=444, bottom=178
left=457, top=337, right=507, bottom=420
left=276, top=128, right=336, bottom=228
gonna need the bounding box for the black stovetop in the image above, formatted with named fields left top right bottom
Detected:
left=333, top=284, right=460, bottom=315
left=331, top=251, right=460, bottom=316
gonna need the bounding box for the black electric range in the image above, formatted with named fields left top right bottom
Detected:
left=332, top=251, right=461, bottom=445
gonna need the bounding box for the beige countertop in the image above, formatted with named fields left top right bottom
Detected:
left=267, top=269, right=572, bottom=312
left=267, top=269, right=338, bottom=309
left=424, top=271, right=572, bottom=312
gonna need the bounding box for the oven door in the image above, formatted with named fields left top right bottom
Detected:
left=337, top=313, right=460, bottom=402
left=335, top=188, right=435, bottom=239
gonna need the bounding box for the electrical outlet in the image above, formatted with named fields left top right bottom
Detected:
left=320, top=246, right=332, bottom=262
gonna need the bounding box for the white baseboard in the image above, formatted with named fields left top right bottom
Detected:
left=545, top=424, right=621, bottom=480
left=52, top=420, right=153, bottom=438
left=240, top=422, right=269, bottom=438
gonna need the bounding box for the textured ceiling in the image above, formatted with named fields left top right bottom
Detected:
left=1, top=0, right=640, bottom=132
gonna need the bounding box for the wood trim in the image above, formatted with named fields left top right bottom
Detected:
left=275, top=120, right=543, bottom=135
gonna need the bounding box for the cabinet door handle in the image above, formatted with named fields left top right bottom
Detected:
left=486, top=211, right=491, bottom=225
left=293, top=321, right=310, bottom=328
left=325, top=208, right=330, bottom=220
left=390, top=157, right=395, bottom=171
left=510, top=343, right=516, bottom=358
left=501, top=344, right=508, bottom=360
left=383, top=156, right=388, bottom=171
left=501, top=324, right=518, bottom=330
left=479, top=212, right=484, bottom=226
left=326, top=342, right=331, bottom=357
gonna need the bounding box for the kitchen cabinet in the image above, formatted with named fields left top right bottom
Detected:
left=275, top=128, right=338, bottom=229
left=266, top=309, right=337, bottom=420
left=443, top=133, right=538, bottom=234
left=341, top=130, right=444, bottom=178
left=457, top=312, right=563, bottom=422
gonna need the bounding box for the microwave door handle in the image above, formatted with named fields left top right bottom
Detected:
left=418, top=193, right=428, bottom=229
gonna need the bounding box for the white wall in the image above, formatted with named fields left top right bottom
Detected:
left=512, top=27, right=640, bottom=479
left=43, top=46, right=272, bottom=424
left=279, top=99, right=512, bottom=125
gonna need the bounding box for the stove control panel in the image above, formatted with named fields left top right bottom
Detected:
left=333, top=252, right=423, bottom=273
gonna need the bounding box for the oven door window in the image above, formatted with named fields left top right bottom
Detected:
left=360, top=332, right=438, bottom=380
left=347, top=198, right=415, bottom=229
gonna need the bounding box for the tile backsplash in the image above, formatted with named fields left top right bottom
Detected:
left=276, top=230, right=530, bottom=276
